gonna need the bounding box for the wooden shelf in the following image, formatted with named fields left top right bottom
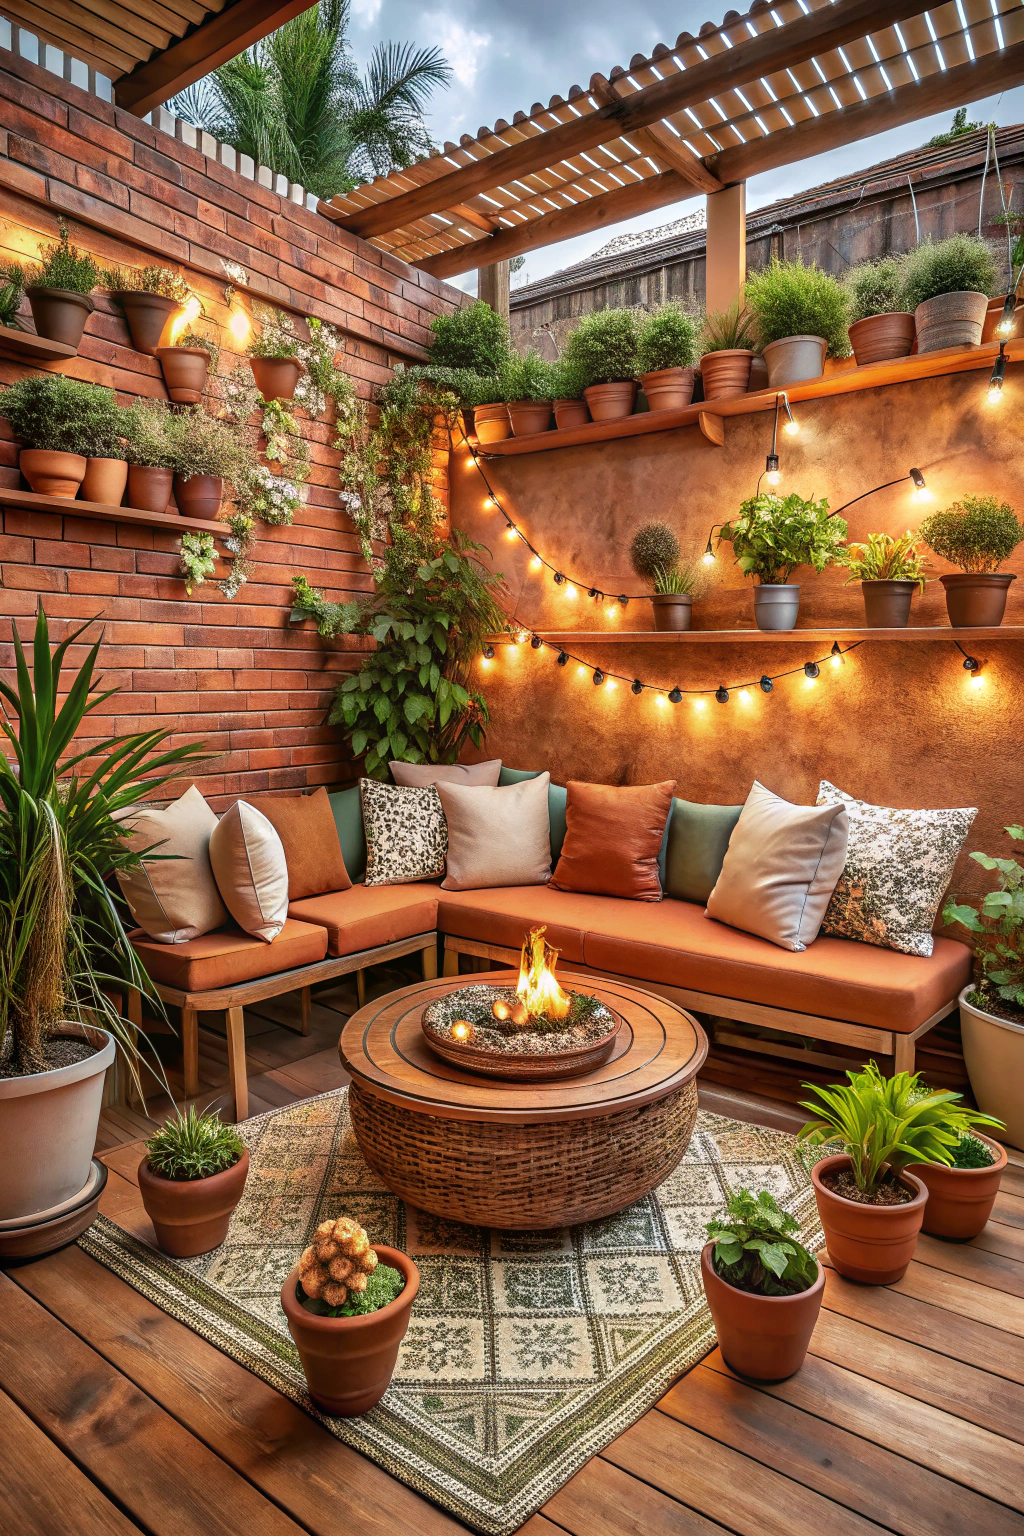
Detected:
left=0, top=324, right=77, bottom=363
left=0, top=488, right=225, bottom=536
left=492, top=627, right=1024, bottom=644
left=476, top=340, right=1024, bottom=457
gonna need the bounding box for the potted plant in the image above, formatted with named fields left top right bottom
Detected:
left=157, top=326, right=220, bottom=404
left=839, top=530, right=929, bottom=627
left=718, top=492, right=846, bottom=630
left=844, top=256, right=915, bottom=365
left=637, top=303, right=699, bottom=411
left=24, top=222, right=99, bottom=348
left=428, top=298, right=511, bottom=375
left=248, top=329, right=305, bottom=403
left=0, top=607, right=203, bottom=1259
left=138, top=1107, right=248, bottom=1256
left=702, top=1189, right=822, bottom=1381
left=909, top=1129, right=1008, bottom=1240
left=798, top=1061, right=998, bottom=1283
left=698, top=300, right=760, bottom=400
left=105, top=265, right=192, bottom=355
left=548, top=354, right=590, bottom=429
left=78, top=388, right=129, bottom=506
left=469, top=373, right=511, bottom=444
left=1, top=374, right=117, bottom=498
left=122, top=398, right=176, bottom=514
left=901, top=235, right=997, bottom=352
left=498, top=348, right=553, bottom=435
left=745, top=257, right=852, bottom=387
left=166, top=406, right=240, bottom=518
left=918, top=495, right=1024, bottom=626
left=630, top=521, right=712, bottom=631
left=944, top=823, right=1024, bottom=1150
left=281, top=1215, right=419, bottom=1415
left=560, top=307, right=640, bottom=421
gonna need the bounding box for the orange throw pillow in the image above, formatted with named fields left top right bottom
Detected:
left=246, top=787, right=351, bottom=900
left=551, top=780, right=676, bottom=901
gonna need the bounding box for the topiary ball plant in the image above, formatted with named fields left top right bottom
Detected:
left=498, top=348, right=553, bottom=402
left=901, top=234, right=998, bottom=308
left=560, top=308, right=640, bottom=387
left=637, top=303, right=700, bottom=374
left=919, top=496, right=1024, bottom=572
left=745, top=258, right=851, bottom=357
left=630, top=521, right=680, bottom=580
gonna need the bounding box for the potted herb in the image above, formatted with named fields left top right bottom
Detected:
left=909, top=1129, right=1008, bottom=1241
left=166, top=406, right=240, bottom=518
left=718, top=492, right=846, bottom=630
left=630, top=521, right=711, bottom=631
left=78, top=389, right=129, bottom=507
left=1, top=374, right=119, bottom=499
left=798, top=1062, right=998, bottom=1283
left=24, top=222, right=99, bottom=348
left=248, top=329, right=305, bottom=403
left=637, top=303, right=700, bottom=411
left=428, top=299, right=511, bottom=374
left=901, top=235, right=997, bottom=352
left=157, top=326, right=220, bottom=404
left=281, top=1216, right=419, bottom=1415
left=0, top=260, right=26, bottom=330
left=918, top=495, right=1024, bottom=626
left=105, top=265, right=192, bottom=355
left=560, top=308, right=640, bottom=421
left=844, top=256, right=915, bottom=365
left=839, top=530, right=929, bottom=627
left=139, top=1108, right=248, bottom=1256
left=498, top=348, right=553, bottom=435
left=123, top=398, right=176, bottom=513
left=944, top=823, right=1024, bottom=1151
left=548, top=354, right=590, bottom=429
left=698, top=300, right=760, bottom=400
left=702, top=1189, right=822, bottom=1381
left=745, top=257, right=851, bottom=387
left=469, top=373, right=511, bottom=444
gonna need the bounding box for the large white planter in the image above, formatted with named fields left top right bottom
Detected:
left=959, top=985, right=1024, bottom=1151
left=0, top=1022, right=114, bottom=1221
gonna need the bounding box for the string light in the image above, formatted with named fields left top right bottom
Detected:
left=804, top=662, right=820, bottom=682
left=632, top=679, right=643, bottom=695
left=593, top=669, right=605, bottom=686
left=909, top=467, right=929, bottom=501
left=957, top=644, right=984, bottom=688
left=715, top=685, right=730, bottom=703
left=557, top=650, right=568, bottom=666
left=530, top=634, right=543, bottom=649
left=759, top=676, right=774, bottom=693
left=669, top=687, right=683, bottom=704
left=781, top=394, right=799, bottom=435
left=996, top=294, right=1017, bottom=337
left=830, top=641, right=844, bottom=668
left=988, top=341, right=1008, bottom=405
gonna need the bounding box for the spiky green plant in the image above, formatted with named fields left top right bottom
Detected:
left=699, top=299, right=761, bottom=354
left=707, top=1189, right=818, bottom=1296
left=952, top=1133, right=995, bottom=1169
left=146, top=1106, right=244, bottom=1181
left=745, top=257, right=852, bottom=358
left=630, top=522, right=680, bottom=580
left=0, top=261, right=26, bottom=328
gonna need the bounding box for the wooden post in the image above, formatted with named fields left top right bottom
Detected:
left=705, top=183, right=746, bottom=315
left=477, top=261, right=510, bottom=324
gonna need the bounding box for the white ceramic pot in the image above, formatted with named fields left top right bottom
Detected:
left=959, top=985, right=1024, bottom=1150
left=754, top=583, right=801, bottom=631
left=762, top=335, right=827, bottom=387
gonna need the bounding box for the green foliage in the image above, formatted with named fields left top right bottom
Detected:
left=845, top=256, right=909, bottom=322
left=498, top=348, right=552, bottom=402
left=952, top=1132, right=995, bottom=1169
left=919, top=495, right=1024, bottom=574
left=745, top=257, right=852, bottom=358
left=699, top=299, right=760, bottom=354
left=944, top=824, right=1024, bottom=1010
left=302, top=1262, right=404, bottom=1317
left=174, top=326, right=220, bottom=373
left=560, top=307, right=640, bottom=387
left=927, top=107, right=983, bottom=149
left=428, top=300, right=511, bottom=375
left=798, top=1061, right=1002, bottom=1194
left=105, top=265, right=191, bottom=303
left=2, top=375, right=121, bottom=456
left=26, top=222, right=99, bottom=295
left=0, top=260, right=26, bottom=328
left=637, top=303, right=700, bottom=373
left=248, top=327, right=300, bottom=360
left=179, top=532, right=218, bottom=594
left=122, top=398, right=176, bottom=469
left=547, top=353, right=589, bottom=402
left=165, top=407, right=242, bottom=480
left=839, top=530, right=929, bottom=589
left=652, top=561, right=711, bottom=597
left=718, top=492, right=846, bottom=585
left=145, top=1106, right=244, bottom=1180
left=901, top=234, right=998, bottom=307
left=405, top=363, right=501, bottom=409
left=630, top=522, right=680, bottom=581
left=707, top=1189, right=818, bottom=1296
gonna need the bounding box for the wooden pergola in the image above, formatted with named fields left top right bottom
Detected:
left=320, top=0, right=1024, bottom=301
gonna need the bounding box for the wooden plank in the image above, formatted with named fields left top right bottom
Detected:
left=589, top=74, right=722, bottom=194
left=0, top=1383, right=143, bottom=1535
left=1001, top=1160, right=1024, bottom=1199
left=543, top=1452, right=731, bottom=1535
left=913, top=1231, right=1024, bottom=1299
left=972, top=1222, right=1024, bottom=1263
left=992, top=1190, right=1024, bottom=1230
left=0, top=323, right=78, bottom=362
left=889, top=1258, right=1024, bottom=1336
left=0, top=487, right=225, bottom=537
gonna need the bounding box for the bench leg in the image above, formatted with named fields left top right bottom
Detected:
left=225, top=1005, right=248, bottom=1122
left=356, top=969, right=367, bottom=1009
left=182, top=1004, right=199, bottom=1099
left=442, top=946, right=459, bottom=978
left=299, top=986, right=312, bottom=1036
left=893, top=1035, right=915, bottom=1076
left=422, top=941, right=438, bottom=981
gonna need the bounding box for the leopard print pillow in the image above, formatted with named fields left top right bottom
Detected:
left=360, top=779, right=448, bottom=886
left=816, top=780, right=976, bottom=957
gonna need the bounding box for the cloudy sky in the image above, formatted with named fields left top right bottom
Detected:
left=346, top=0, right=1024, bottom=293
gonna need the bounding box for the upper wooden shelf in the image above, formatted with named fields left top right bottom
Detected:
left=0, top=324, right=77, bottom=363
left=493, top=627, right=1023, bottom=644
left=476, top=340, right=1023, bottom=458
left=0, top=488, right=225, bottom=537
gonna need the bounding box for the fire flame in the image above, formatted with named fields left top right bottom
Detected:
left=516, top=926, right=571, bottom=1020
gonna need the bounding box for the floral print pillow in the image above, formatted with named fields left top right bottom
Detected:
left=360, top=779, right=447, bottom=886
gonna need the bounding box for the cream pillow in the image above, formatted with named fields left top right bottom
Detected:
left=390, top=759, right=502, bottom=788
left=117, top=784, right=227, bottom=944
left=705, top=781, right=849, bottom=952
left=439, top=774, right=552, bottom=891
left=209, top=800, right=289, bottom=943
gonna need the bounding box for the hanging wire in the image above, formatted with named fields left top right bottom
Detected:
left=907, top=172, right=921, bottom=244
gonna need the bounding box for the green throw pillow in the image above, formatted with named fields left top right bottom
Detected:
left=664, top=798, right=743, bottom=904
left=498, top=767, right=568, bottom=861
left=327, top=784, right=366, bottom=882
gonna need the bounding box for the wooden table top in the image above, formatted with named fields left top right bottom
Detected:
left=339, top=971, right=707, bottom=1124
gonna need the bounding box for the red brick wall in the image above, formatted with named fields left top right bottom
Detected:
left=0, top=46, right=463, bottom=805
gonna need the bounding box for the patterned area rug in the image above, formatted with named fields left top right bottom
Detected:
left=81, top=1088, right=823, bottom=1535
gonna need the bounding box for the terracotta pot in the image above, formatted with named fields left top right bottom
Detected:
left=174, top=473, right=223, bottom=519
left=848, top=313, right=916, bottom=366
left=914, top=291, right=989, bottom=353
left=138, top=1149, right=249, bottom=1258
left=506, top=399, right=553, bottom=436
left=19, top=448, right=87, bottom=498
left=747, top=355, right=769, bottom=393
left=861, top=579, right=917, bottom=628
left=762, top=334, right=827, bottom=387
left=940, top=572, right=1015, bottom=627
left=128, top=464, right=173, bottom=514
left=908, top=1132, right=1008, bottom=1240
left=699, top=349, right=754, bottom=400
left=811, top=1153, right=927, bottom=1284
left=473, top=402, right=511, bottom=444
left=652, top=593, right=692, bottom=631
left=26, top=285, right=93, bottom=348
left=754, top=583, right=800, bottom=631
left=554, top=398, right=590, bottom=429
left=281, top=1246, right=420, bottom=1415
left=584, top=381, right=637, bottom=421
left=959, top=985, right=1024, bottom=1151
left=250, top=354, right=305, bottom=403
left=640, top=366, right=695, bottom=412
left=701, top=1243, right=824, bottom=1381
left=156, top=345, right=211, bottom=404
left=81, top=457, right=127, bottom=506
left=117, top=291, right=179, bottom=355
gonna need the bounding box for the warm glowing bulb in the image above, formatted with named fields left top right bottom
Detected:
left=516, top=630, right=528, bottom=645
left=605, top=678, right=616, bottom=691
left=530, top=555, right=542, bottom=571
left=702, top=551, right=716, bottom=565
left=565, top=584, right=578, bottom=600
left=484, top=497, right=495, bottom=508
left=577, top=664, right=586, bottom=677
left=914, top=486, right=931, bottom=502
left=831, top=654, right=842, bottom=669
left=988, top=384, right=1004, bottom=405
left=655, top=694, right=667, bottom=708
left=183, top=294, right=201, bottom=325
left=783, top=419, right=799, bottom=435
left=694, top=698, right=707, bottom=712
left=228, top=307, right=251, bottom=343
left=971, top=672, right=985, bottom=689
left=805, top=674, right=817, bottom=687
left=738, top=688, right=751, bottom=704
left=505, top=526, right=519, bottom=541
left=766, top=469, right=781, bottom=486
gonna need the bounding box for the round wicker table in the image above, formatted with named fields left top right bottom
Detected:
left=338, top=971, right=707, bottom=1230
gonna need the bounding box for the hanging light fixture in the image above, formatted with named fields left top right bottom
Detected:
left=988, top=341, right=1008, bottom=405
left=996, top=293, right=1017, bottom=337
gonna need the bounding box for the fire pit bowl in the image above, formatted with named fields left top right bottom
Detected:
left=421, top=983, right=622, bottom=1081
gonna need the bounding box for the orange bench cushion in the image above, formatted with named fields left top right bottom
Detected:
left=437, top=885, right=592, bottom=963
left=288, top=882, right=439, bottom=957
left=131, top=918, right=328, bottom=994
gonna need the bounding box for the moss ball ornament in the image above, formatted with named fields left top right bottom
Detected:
left=298, top=1216, right=379, bottom=1309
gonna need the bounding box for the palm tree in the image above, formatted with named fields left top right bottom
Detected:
left=171, top=0, right=452, bottom=201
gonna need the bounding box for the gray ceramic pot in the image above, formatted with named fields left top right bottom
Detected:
left=754, top=583, right=800, bottom=631
left=762, top=335, right=827, bottom=387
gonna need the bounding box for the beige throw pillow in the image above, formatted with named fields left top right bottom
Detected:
left=390, top=759, right=502, bottom=788
left=117, top=784, right=227, bottom=944
left=439, top=774, right=552, bottom=891
left=705, top=780, right=849, bottom=952
left=209, top=800, right=289, bottom=943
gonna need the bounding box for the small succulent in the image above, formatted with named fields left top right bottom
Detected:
left=297, top=1216, right=404, bottom=1316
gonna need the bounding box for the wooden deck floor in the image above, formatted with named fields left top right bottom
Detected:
left=4, top=989, right=1023, bottom=1536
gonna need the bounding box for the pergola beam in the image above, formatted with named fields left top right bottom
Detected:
left=588, top=74, right=723, bottom=196
left=329, top=0, right=940, bottom=240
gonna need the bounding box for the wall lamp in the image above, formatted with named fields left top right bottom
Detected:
left=956, top=641, right=984, bottom=689
left=763, top=392, right=798, bottom=486
left=826, top=467, right=929, bottom=521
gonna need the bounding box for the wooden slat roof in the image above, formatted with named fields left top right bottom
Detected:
left=321, top=0, right=1024, bottom=279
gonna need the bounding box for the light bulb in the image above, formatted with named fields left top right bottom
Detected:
left=914, top=486, right=932, bottom=501
left=605, top=678, right=616, bottom=691
left=971, top=671, right=985, bottom=690
left=529, top=555, right=542, bottom=571
left=655, top=694, right=667, bottom=707
left=783, top=419, right=799, bottom=436
left=577, top=664, right=586, bottom=677
left=988, top=382, right=1004, bottom=405
left=702, top=551, right=716, bottom=566
left=766, top=469, right=781, bottom=486
left=738, top=688, right=752, bottom=703
left=504, top=525, right=519, bottom=541
left=228, top=307, right=251, bottom=343
left=693, top=697, right=707, bottom=712
left=565, top=584, right=578, bottom=600
left=516, top=630, right=528, bottom=644
left=831, top=654, right=842, bottom=669
left=484, top=497, right=495, bottom=509
left=605, top=606, right=618, bottom=620
left=804, top=674, right=817, bottom=687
